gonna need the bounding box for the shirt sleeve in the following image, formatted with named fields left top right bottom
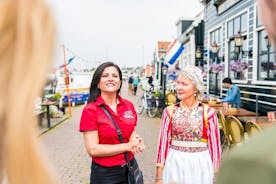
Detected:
left=131, top=102, right=138, bottom=126
left=207, top=107, right=221, bottom=171
left=79, top=104, right=98, bottom=132
left=156, top=106, right=172, bottom=167
left=222, top=85, right=239, bottom=103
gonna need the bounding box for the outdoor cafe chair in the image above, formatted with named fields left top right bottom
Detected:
left=245, top=121, right=263, bottom=137
left=217, top=110, right=230, bottom=151
left=225, top=115, right=245, bottom=148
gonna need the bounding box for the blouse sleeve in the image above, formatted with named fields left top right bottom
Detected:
left=79, top=104, right=97, bottom=132
left=156, top=106, right=173, bottom=168
left=207, top=107, right=221, bottom=171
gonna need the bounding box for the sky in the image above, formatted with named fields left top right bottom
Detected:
left=47, top=0, right=203, bottom=69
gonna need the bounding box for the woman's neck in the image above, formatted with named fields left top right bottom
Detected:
left=101, top=93, right=118, bottom=106
left=180, top=97, right=197, bottom=108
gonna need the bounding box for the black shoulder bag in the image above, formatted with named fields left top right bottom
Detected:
left=100, top=105, right=144, bottom=184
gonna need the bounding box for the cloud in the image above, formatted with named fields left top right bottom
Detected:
left=47, top=0, right=203, bottom=68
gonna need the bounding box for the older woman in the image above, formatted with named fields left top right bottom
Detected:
left=155, top=66, right=221, bottom=184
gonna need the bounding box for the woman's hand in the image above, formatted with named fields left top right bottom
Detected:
left=128, top=132, right=145, bottom=154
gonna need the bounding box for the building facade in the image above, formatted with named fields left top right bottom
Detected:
left=202, top=0, right=276, bottom=114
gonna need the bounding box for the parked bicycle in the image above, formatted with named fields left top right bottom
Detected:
left=136, top=87, right=165, bottom=118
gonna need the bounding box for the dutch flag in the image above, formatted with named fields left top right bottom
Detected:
left=165, top=39, right=184, bottom=65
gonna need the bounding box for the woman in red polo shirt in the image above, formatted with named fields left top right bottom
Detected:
left=80, top=62, right=145, bottom=184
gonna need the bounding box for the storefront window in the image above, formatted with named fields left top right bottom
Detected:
left=256, top=11, right=263, bottom=28
left=258, top=30, right=276, bottom=81
left=241, top=13, right=247, bottom=33
left=228, top=21, right=233, bottom=38
left=234, top=17, right=240, bottom=36
left=227, top=12, right=247, bottom=38
left=209, top=28, right=222, bottom=96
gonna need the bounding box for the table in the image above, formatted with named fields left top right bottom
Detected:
left=238, top=116, right=276, bottom=129
left=41, top=101, right=56, bottom=128
left=215, top=107, right=256, bottom=117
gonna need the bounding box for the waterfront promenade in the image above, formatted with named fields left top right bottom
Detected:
left=40, top=82, right=162, bottom=183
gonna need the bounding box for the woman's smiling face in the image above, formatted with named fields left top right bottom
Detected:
left=176, top=74, right=197, bottom=101
left=98, top=66, right=121, bottom=94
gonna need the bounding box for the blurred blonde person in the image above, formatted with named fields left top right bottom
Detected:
left=0, top=0, right=56, bottom=183
left=216, top=0, right=276, bottom=184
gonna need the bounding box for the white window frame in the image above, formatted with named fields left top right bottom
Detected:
left=224, top=8, right=249, bottom=84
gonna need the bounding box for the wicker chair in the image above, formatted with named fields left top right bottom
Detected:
left=225, top=115, right=245, bottom=147
left=245, top=121, right=263, bottom=137
left=217, top=110, right=230, bottom=151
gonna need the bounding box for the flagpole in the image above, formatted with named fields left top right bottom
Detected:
left=62, top=44, right=72, bottom=118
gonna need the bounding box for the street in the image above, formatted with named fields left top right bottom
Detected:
left=40, top=82, right=162, bottom=184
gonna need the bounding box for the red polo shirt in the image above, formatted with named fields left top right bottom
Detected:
left=79, top=95, right=137, bottom=167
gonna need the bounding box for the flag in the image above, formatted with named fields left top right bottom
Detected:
left=58, top=56, right=76, bottom=69
left=165, top=39, right=184, bottom=65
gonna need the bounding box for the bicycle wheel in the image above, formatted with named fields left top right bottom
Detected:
left=147, top=99, right=158, bottom=118
left=136, top=96, right=144, bottom=114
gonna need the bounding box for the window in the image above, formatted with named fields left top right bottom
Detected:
left=256, top=10, right=263, bottom=28
left=227, top=12, right=249, bottom=81
left=209, top=27, right=222, bottom=96
left=257, top=30, right=276, bottom=81
left=228, top=21, right=233, bottom=38
left=227, top=12, right=247, bottom=39
left=241, top=13, right=247, bottom=33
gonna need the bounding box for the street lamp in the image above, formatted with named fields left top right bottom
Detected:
left=196, top=47, right=202, bottom=59
left=234, top=31, right=242, bottom=60
left=211, top=41, right=219, bottom=95
left=196, top=47, right=202, bottom=67
left=234, top=31, right=242, bottom=47
left=162, top=65, right=168, bottom=105
left=264, top=34, right=271, bottom=78
left=212, top=41, right=219, bottom=55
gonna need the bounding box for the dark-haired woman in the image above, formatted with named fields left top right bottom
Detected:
left=79, top=62, right=145, bottom=184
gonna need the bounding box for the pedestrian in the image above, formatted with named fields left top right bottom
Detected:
left=155, top=66, right=221, bottom=184
left=128, top=74, right=134, bottom=95
left=216, top=1, right=276, bottom=183
left=133, top=76, right=140, bottom=96
left=79, top=62, right=145, bottom=184
left=216, top=77, right=241, bottom=108
left=0, top=0, right=56, bottom=183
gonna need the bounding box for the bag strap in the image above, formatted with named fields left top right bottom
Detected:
left=100, top=105, right=131, bottom=166
left=168, top=104, right=175, bottom=122
left=201, top=103, right=209, bottom=142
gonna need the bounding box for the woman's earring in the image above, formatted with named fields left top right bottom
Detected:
left=194, top=93, right=197, bottom=97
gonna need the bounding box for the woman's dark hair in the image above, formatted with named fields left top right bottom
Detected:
left=88, top=62, right=122, bottom=102
left=222, top=77, right=232, bottom=84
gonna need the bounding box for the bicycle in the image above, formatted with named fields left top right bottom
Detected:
left=136, top=86, right=165, bottom=118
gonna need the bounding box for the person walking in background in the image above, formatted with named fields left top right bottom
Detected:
left=0, top=0, right=56, bottom=183
left=79, top=62, right=145, bottom=184
left=216, top=77, right=241, bottom=108
left=155, top=66, right=221, bottom=184
left=133, top=76, right=140, bottom=96
left=216, top=0, right=276, bottom=183
left=128, top=74, right=134, bottom=95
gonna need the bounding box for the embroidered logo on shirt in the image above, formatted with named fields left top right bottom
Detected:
left=124, top=110, right=134, bottom=118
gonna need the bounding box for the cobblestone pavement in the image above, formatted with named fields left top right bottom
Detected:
left=40, top=82, right=162, bottom=184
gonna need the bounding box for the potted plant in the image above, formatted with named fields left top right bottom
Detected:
left=261, top=61, right=276, bottom=71
left=209, top=63, right=224, bottom=73
left=230, top=60, right=248, bottom=72
left=230, top=60, right=248, bottom=79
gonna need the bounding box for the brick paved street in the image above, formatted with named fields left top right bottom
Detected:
left=40, top=82, right=162, bottom=184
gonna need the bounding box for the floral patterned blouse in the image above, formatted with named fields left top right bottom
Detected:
left=156, top=102, right=221, bottom=171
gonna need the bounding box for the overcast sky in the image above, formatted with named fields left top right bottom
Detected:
left=47, top=0, right=203, bottom=68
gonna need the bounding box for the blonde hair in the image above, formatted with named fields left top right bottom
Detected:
left=0, top=0, right=56, bottom=183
